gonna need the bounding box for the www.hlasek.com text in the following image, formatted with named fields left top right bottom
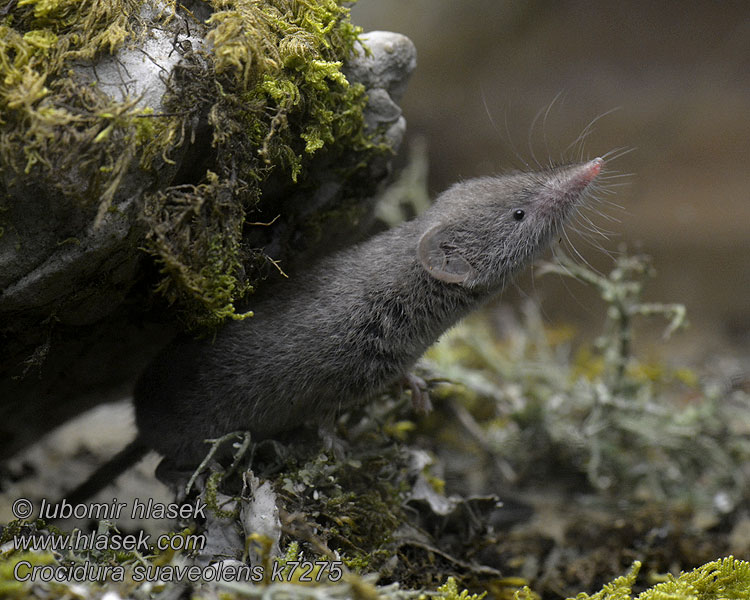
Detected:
left=14, top=528, right=204, bottom=553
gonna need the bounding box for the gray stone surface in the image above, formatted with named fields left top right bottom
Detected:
left=346, top=31, right=418, bottom=103
left=347, top=31, right=417, bottom=152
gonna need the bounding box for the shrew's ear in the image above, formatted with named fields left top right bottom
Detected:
left=417, top=225, right=478, bottom=285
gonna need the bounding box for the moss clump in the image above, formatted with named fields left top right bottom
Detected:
left=206, top=0, right=370, bottom=177
left=437, top=577, right=487, bottom=600
left=1, top=0, right=382, bottom=328
left=540, top=557, right=750, bottom=600
left=0, top=1, right=174, bottom=219
left=274, top=443, right=407, bottom=568
left=639, top=557, right=750, bottom=600
left=143, top=170, right=255, bottom=327
left=142, top=0, right=379, bottom=327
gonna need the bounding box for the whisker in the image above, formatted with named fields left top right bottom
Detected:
left=574, top=209, right=617, bottom=236
left=480, top=84, right=500, bottom=138
left=501, top=100, right=530, bottom=170
left=597, top=172, right=633, bottom=180
left=528, top=100, right=555, bottom=170
left=561, top=225, right=600, bottom=274
left=547, top=245, right=606, bottom=317
left=542, top=91, right=565, bottom=169
left=564, top=107, right=622, bottom=158
left=600, top=146, right=636, bottom=162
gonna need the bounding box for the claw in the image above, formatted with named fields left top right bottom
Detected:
left=318, top=423, right=347, bottom=461
left=403, top=373, right=432, bottom=414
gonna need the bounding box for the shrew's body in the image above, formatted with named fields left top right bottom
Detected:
left=65, top=158, right=604, bottom=502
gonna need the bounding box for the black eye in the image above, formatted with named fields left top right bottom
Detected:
left=513, top=209, right=525, bottom=221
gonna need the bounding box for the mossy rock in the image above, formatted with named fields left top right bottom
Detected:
left=0, top=0, right=415, bottom=457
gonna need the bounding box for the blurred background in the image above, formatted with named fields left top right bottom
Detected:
left=1, top=0, right=747, bottom=531
left=352, top=0, right=750, bottom=361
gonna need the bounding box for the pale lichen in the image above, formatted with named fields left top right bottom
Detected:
left=424, top=251, right=750, bottom=512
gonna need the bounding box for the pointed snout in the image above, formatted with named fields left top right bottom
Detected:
left=550, top=157, right=604, bottom=198
left=567, top=157, right=603, bottom=187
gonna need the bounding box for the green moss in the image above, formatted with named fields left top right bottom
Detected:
left=640, top=557, right=750, bottom=600
left=1, top=0, right=382, bottom=328
left=143, top=171, right=254, bottom=329
left=277, top=449, right=405, bottom=563
left=0, top=552, right=56, bottom=598
left=547, top=557, right=750, bottom=600
left=0, top=1, right=175, bottom=215
left=438, top=577, right=487, bottom=600
left=143, top=0, right=381, bottom=328
left=204, top=0, right=371, bottom=179
left=204, top=470, right=241, bottom=519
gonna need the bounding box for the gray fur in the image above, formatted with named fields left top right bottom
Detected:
left=135, top=159, right=603, bottom=466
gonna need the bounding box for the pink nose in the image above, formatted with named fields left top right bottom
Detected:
left=581, top=157, right=604, bottom=182
left=563, top=157, right=604, bottom=193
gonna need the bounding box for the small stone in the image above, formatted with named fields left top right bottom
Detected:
left=345, top=31, right=417, bottom=102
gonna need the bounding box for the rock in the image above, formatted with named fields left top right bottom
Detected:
left=345, top=31, right=418, bottom=102
left=0, top=1, right=416, bottom=458
left=346, top=31, right=417, bottom=152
